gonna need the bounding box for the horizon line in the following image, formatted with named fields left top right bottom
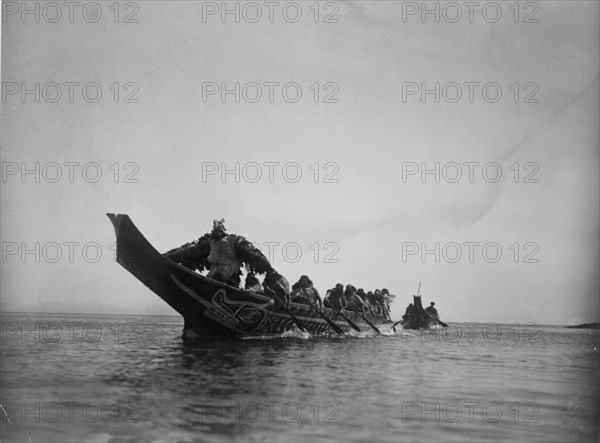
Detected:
left=1, top=310, right=597, bottom=327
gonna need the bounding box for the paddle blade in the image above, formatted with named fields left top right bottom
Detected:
left=310, top=304, right=345, bottom=336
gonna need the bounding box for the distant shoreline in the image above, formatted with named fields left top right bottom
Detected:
left=565, top=322, right=600, bottom=329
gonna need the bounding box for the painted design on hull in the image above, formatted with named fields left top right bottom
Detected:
left=210, top=289, right=272, bottom=333
left=172, top=274, right=273, bottom=334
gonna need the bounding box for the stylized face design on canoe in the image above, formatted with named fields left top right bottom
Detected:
left=210, top=289, right=270, bottom=333
left=237, top=306, right=264, bottom=325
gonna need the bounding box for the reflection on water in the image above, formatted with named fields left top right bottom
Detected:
left=1, top=313, right=598, bottom=442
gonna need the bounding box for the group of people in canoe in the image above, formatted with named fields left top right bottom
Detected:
left=163, top=219, right=394, bottom=318
left=403, top=301, right=438, bottom=320
left=322, top=284, right=392, bottom=319
left=279, top=276, right=393, bottom=319
left=399, top=298, right=443, bottom=329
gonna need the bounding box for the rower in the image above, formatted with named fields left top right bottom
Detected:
left=263, top=269, right=291, bottom=305
left=425, top=302, right=439, bottom=319
left=381, top=288, right=392, bottom=309
left=366, top=291, right=381, bottom=315
left=344, top=285, right=368, bottom=316
left=290, top=275, right=323, bottom=309
left=324, top=283, right=346, bottom=311
left=366, top=289, right=381, bottom=316
left=374, top=289, right=390, bottom=320
left=357, top=289, right=376, bottom=315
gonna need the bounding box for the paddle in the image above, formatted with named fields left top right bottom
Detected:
left=391, top=318, right=405, bottom=333
left=425, top=310, right=449, bottom=328
left=296, top=288, right=345, bottom=336
left=353, top=310, right=382, bottom=334
left=264, top=287, right=308, bottom=333
left=392, top=319, right=405, bottom=328
left=436, top=318, right=449, bottom=328
left=308, top=302, right=346, bottom=336
left=332, top=309, right=362, bottom=333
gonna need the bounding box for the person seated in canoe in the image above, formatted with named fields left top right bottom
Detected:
left=366, top=291, right=381, bottom=315
left=290, top=275, right=323, bottom=309
left=381, top=288, right=393, bottom=310
left=375, top=292, right=387, bottom=318
left=263, top=268, right=291, bottom=305
left=356, top=288, right=368, bottom=308
left=357, top=288, right=376, bottom=315
left=344, top=284, right=368, bottom=316
left=324, top=283, right=346, bottom=311
left=373, top=289, right=391, bottom=320
left=244, top=272, right=264, bottom=294
left=402, top=303, right=415, bottom=321
left=163, top=218, right=273, bottom=288
left=425, top=302, right=439, bottom=319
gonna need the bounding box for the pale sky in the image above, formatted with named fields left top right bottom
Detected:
left=1, top=1, right=598, bottom=325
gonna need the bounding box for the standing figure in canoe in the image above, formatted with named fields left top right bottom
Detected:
left=163, top=218, right=283, bottom=291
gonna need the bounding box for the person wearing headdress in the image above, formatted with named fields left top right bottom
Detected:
left=205, top=219, right=244, bottom=286
left=164, top=218, right=275, bottom=288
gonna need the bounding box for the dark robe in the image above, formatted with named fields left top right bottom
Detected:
left=324, top=286, right=346, bottom=311
left=263, top=270, right=290, bottom=304
left=163, top=232, right=272, bottom=287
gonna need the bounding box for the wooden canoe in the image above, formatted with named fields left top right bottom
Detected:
left=107, top=213, right=394, bottom=338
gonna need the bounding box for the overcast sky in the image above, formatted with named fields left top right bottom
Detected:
left=1, top=1, right=598, bottom=325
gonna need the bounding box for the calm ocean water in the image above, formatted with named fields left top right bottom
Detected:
left=1, top=312, right=598, bottom=442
